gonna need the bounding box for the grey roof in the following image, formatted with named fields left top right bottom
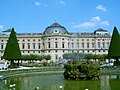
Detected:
left=94, top=28, right=108, bottom=33
left=43, top=22, right=69, bottom=35
left=2, top=29, right=12, bottom=32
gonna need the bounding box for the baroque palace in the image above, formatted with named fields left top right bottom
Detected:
left=0, top=22, right=111, bottom=61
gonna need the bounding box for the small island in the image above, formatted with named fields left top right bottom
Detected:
left=64, top=61, right=100, bottom=80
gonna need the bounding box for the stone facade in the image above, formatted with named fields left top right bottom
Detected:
left=0, top=22, right=111, bottom=62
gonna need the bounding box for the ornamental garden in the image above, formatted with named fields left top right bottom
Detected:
left=0, top=27, right=120, bottom=90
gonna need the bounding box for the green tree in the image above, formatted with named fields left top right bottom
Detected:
left=3, top=28, right=21, bottom=67
left=108, top=26, right=120, bottom=66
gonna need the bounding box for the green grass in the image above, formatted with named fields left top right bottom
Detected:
left=109, top=79, right=120, bottom=90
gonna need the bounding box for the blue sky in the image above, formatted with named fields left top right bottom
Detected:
left=0, top=0, right=120, bottom=33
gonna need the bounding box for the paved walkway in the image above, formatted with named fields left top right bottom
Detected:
left=101, top=75, right=111, bottom=90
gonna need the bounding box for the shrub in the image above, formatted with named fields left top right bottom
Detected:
left=63, top=61, right=100, bottom=80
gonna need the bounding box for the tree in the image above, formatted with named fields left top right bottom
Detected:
left=3, top=28, right=21, bottom=67
left=108, top=26, right=120, bottom=66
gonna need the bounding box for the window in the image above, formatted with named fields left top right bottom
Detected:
left=48, top=42, right=50, bottom=48
left=98, top=42, right=100, bottom=48
left=87, top=39, right=89, bottom=41
left=33, top=39, right=35, bottom=41
left=92, top=42, right=94, bottom=48
left=55, top=54, right=58, bottom=60
left=22, top=39, right=25, bottom=42
left=82, top=43, right=84, bottom=48
left=102, top=42, right=105, bottom=48
left=77, top=39, right=79, bottom=41
left=22, top=43, right=25, bottom=49
left=72, top=42, right=74, bottom=48
left=28, top=39, right=30, bottom=41
left=38, top=39, right=41, bottom=41
left=68, top=42, right=70, bottom=48
left=48, top=38, right=50, bottom=40
left=55, top=30, right=57, bottom=32
left=82, top=39, right=84, bottom=41
left=1, top=43, right=4, bottom=49
left=107, top=42, right=109, bottom=48
left=55, top=42, right=58, bottom=48
left=28, top=43, right=30, bottom=49
left=33, top=43, right=35, bottom=49
left=62, top=38, right=64, bottom=40
left=87, top=42, right=89, bottom=48
left=62, top=42, right=65, bottom=48
left=76, top=42, right=79, bottom=48
left=38, top=43, right=40, bottom=49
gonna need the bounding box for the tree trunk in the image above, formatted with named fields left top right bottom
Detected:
left=10, top=59, right=14, bottom=68
left=17, top=60, right=20, bottom=67
left=116, top=58, right=119, bottom=66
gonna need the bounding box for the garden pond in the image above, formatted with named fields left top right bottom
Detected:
left=0, top=74, right=120, bottom=90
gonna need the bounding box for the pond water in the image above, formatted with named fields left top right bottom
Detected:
left=0, top=74, right=120, bottom=90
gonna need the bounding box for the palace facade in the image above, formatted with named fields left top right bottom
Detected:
left=0, top=22, right=111, bottom=61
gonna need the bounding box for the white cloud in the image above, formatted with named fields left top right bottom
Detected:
left=73, top=16, right=109, bottom=29
left=90, top=16, right=101, bottom=23
left=96, top=5, right=107, bottom=12
left=35, top=1, right=41, bottom=6
left=59, top=1, right=66, bottom=5
left=100, top=21, right=109, bottom=26
left=73, top=22, right=95, bottom=28
left=0, top=24, right=3, bottom=30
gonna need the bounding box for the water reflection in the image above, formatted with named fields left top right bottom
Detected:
left=0, top=74, right=120, bottom=90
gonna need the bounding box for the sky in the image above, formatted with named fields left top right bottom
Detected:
left=0, top=0, right=120, bottom=33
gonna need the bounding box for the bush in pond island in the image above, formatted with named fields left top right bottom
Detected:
left=63, top=61, right=100, bottom=80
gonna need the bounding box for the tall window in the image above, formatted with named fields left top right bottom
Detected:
left=55, top=42, right=58, bottom=48
left=98, top=42, right=100, bottom=48
left=82, top=42, right=84, bottom=48
left=72, top=42, right=74, bottom=48
left=22, top=43, right=25, bottom=49
left=55, top=54, right=58, bottom=60
left=62, top=42, right=65, bottom=48
left=38, top=43, right=40, bottom=49
left=1, top=43, right=4, bottom=49
left=107, top=42, right=109, bottom=48
left=27, top=43, right=30, bottom=49
left=87, top=42, right=89, bottom=48
left=68, top=42, right=70, bottom=48
left=33, top=43, right=35, bottom=49
left=48, top=42, right=50, bottom=48
left=102, top=42, right=105, bottom=48
left=76, top=42, right=79, bottom=48
left=92, top=42, right=94, bottom=48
